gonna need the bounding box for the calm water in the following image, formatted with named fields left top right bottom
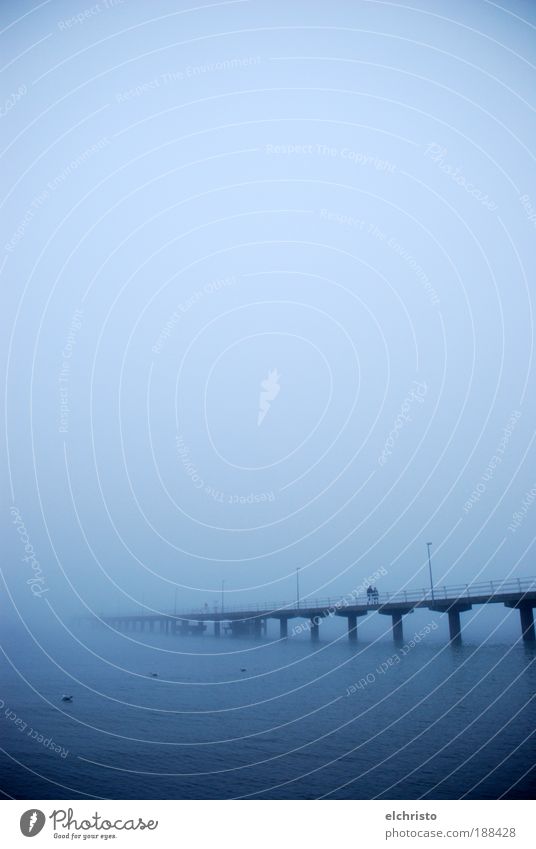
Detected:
left=1, top=623, right=535, bottom=800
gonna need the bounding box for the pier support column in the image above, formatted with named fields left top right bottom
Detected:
left=392, top=611, right=403, bottom=644
left=431, top=603, right=470, bottom=645
left=214, top=621, right=221, bottom=636
left=448, top=608, right=462, bottom=645
left=378, top=608, right=412, bottom=643
left=519, top=604, right=535, bottom=642
left=253, top=618, right=262, bottom=638
left=310, top=617, right=320, bottom=641
left=149, top=620, right=154, bottom=632
left=279, top=618, right=288, bottom=638
left=348, top=614, right=358, bottom=643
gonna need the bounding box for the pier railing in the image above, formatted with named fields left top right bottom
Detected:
left=172, top=576, right=536, bottom=617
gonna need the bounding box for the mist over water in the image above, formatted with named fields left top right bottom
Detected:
left=2, top=0, right=536, bottom=800
left=1, top=625, right=535, bottom=800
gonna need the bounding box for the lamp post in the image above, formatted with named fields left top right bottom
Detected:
left=426, top=542, right=435, bottom=603
left=296, top=567, right=300, bottom=608
left=221, top=580, right=225, bottom=615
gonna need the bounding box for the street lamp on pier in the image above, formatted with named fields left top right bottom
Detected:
left=426, top=542, right=435, bottom=603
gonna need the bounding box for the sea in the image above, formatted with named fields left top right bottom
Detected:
left=1, top=621, right=535, bottom=800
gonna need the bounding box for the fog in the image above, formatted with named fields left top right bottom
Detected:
left=2, top=0, right=536, bottom=649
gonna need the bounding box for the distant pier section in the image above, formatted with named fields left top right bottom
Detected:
left=99, top=577, right=536, bottom=645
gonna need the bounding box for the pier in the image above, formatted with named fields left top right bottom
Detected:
left=100, top=576, right=536, bottom=645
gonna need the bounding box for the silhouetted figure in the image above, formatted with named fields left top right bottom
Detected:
left=366, top=586, right=373, bottom=604
left=372, top=586, right=379, bottom=604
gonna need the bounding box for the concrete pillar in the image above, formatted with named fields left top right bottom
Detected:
left=214, top=621, right=221, bottom=636
left=348, top=614, right=358, bottom=643
left=149, top=620, right=154, bottom=632
left=253, top=618, right=262, bottom=637
left=520, top=604, right=535, bottom=642
left=310, top=617, right=320, bottom=641
left=280, top=618, right=288, bottom=638
left=262, top=618, right=267, bottom=635
left=392, top=611, right=403, bottom=643
left=448, top=608, right=462, bottom=645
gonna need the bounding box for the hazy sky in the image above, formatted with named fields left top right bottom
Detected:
left=2, top=0, right=536, bottom=629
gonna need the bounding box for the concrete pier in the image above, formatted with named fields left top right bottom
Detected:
left=344, top=611, right=367, bottom=642
left=391, top=611, right=403, bottom=644
left=430, top=603, right=471, bottom=645
left=99, top=576, right=536, bottom=646
left=378, top=607, right=412, bottom=643
left=519, top=604, right=535, bottom=641
left=448, top=609, right=461, bottom=645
